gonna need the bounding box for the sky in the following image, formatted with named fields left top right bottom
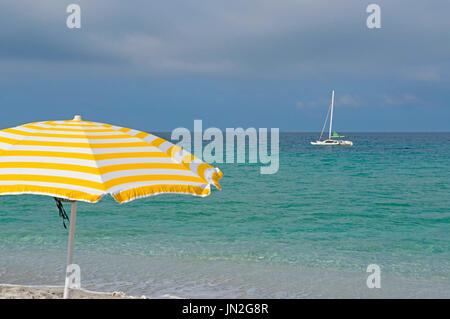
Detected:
left=0, top=0, right=449, bottom=132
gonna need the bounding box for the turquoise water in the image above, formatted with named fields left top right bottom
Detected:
left=1, top=133, right=449, bottom=298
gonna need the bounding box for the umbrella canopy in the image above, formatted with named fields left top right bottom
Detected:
left=0, top=116, right=222, bottom=203
left=0, top=115, right=223, bottom=298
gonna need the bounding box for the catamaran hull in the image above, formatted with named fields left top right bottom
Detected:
left=311, top=140, right=353, bottom=146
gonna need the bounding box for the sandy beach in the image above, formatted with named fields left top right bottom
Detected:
left=0, top=284, right=148, bottom=299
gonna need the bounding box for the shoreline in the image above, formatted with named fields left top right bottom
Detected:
left=0, top=284, right=185, bottom=299
left=2, top=251, right=450, bottom=298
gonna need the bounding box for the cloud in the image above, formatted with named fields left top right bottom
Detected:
left=297, top=94, right=359, bottom=109
left=337, top=94, right=359, bottom=107
left=300, top=93, right=422, bottom=110
left=295, top=99, right=326, bottom=109
left=0, top=0, right=449, bottom=80
left=402, top=67, right=440, bottom=82
left=296, top=101, right=305, bottom=109
left=383, top=94, right=419, bottom=106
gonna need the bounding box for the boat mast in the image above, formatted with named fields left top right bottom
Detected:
left=328, top=90, right=334, bottom=139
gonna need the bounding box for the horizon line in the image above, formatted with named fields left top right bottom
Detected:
left=149, top=130, right=450, bottom=133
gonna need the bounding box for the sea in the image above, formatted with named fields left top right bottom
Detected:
left=0, top=133, right=449, bottom=298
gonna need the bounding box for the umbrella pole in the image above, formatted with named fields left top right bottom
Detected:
left=63, top=201, right=77, bottom=299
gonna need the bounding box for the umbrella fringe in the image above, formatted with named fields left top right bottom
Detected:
left=54, top=197, right=70, bottom=229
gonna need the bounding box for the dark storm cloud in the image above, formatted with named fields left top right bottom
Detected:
left=0, top=0, right=448, bottom=80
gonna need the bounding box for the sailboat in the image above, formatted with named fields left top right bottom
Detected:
left=311, top=90, right=353, bottom=146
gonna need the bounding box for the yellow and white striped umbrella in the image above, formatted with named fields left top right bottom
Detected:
left=0, top=115, right=223, bottom=298
left=0, top=116, right=223, bottom=203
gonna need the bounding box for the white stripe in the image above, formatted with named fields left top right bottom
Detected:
left=15, top=126, right=122, bottom=136
left=204, top=167, right=217, bottom=183
left=0, top=168, right=103, bottom=183
left=189, top=159, right=203, bottom=174
left=0, top=131, right=26, bottom=140
left=143, top=135, right=158, bottom=143
left=96, top=157, right=175, bottom=166
left=101, top=169, right=197, bottom=182
left=173, top=150, right=190, bottom=163
left=33, top=123, right=106, bottom=130
left=89, top=122, right=108, bottom=126
left=91, top=146, right=162, bottom=154
left=0, top=142, right=14, bottom=149
left=5, top=145, right=163, bottom=154
left=0, top=181, right=104, bottom=195
left=9, top=145, right=97, bottom=154
left=126, top=129, right=140, bottom=136
left=52, top=121, right=101, bottom=126
left=0, top=156, right=97, bottom=167
left=87, top=138, right=143, bottom=144
left=158, top=141, right=173, bottom=153
left=0, top=135, right=137, bottom=144
left=0, top=155, right=178, bottom=167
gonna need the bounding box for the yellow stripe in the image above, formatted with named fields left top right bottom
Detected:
left=135, top=132, right=149, bottom=139
left=113, top=184, right=210, bottom=203
left=196, top=163, right=211, bottom=182
left=0, top=136, right=21, bottom=145
left=98, top=163, right=189, bottom=174
left=45, top=121, right=102, bottom=127
left=62, top=120, right=95, bottom=124
left=0, top=138, right=150, bottom=149
left=212, top=170, right=223, bottom=190
left=0, top=150, right=169, bottom=160
left=167, top=145, right=182, bottom=157
left=195, top=164, right=223, bottom=189
left=22, top=124, right=116, bottom=132
left=119, top=127, right=131, bottom=133
left=0, top=162, right=100, bottom=175
left=0, top=162, right=189, bottom=175
left=94, top=152, right=168, bottom=160
left=0, top=175, right=105, bottom=191
left=151, top=137, right=166, bottom=148
left=0, top=150, right=96, bottom=160
left=0, top=185, right=102, bottom=203
left=105, top=174, right=205, bottom=189
left=89, top=142, right=150, bottom=149
left=181, top=154, right=195, bottom=164
left=2, top=129, right=176, bottom=150
left=2, top=128, right=133, bottom=139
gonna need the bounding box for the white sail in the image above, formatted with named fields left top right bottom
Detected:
left=328, top=90, right=334, bottom=140
left=310, top=90, right=353, bottom=146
